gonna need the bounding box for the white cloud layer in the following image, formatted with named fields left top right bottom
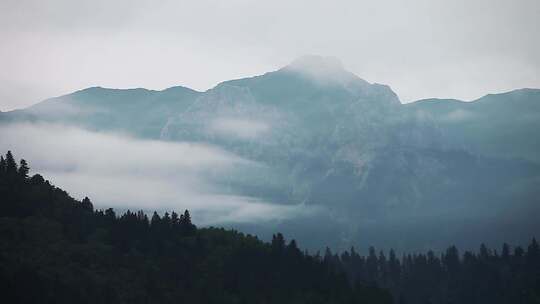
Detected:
left=0, top=123, right=318, bottom=225
left=208, top=118, right=270, bottom=140
left=441, top=109, right=474, bottom=122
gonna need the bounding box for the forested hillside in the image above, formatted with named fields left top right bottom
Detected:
left=325, top=240, right=540, bottom=303
left=0, top=151, right=391, bottom=304
left=1, top=151, right=538, bottom=304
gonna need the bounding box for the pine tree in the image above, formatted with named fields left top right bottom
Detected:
left=288, top=239, right=299, bottom=251
left=388, top=249, right=401, bottom=286
left=526, top=238, right=540, bottom=296
left=18, top=159, right=30, bottom=179
left=287, top=239, right=301, bottom=258
left=443, top=246, right=460, bottom=274
left=5, top=151, right=18, bottom=175
left=272, top=233, right=286, bottom=254
left=341, top=250, right=351, bottom=265
left=350, top=246, right=358, bottom=258
left=136, top=210, right=149, bottom=227
left=378, top=250, right=388, bottom=285
left=479, top=243, right=490, bottom=261
left=171, top=211, right=179, bottom=226
left=366, top=246, right=379, bottom=283
left=323, top=247, right=334, bottom=265
left=163, top=212, right=171, bottom=227
left=0, top=156, right=6, bottom=174
left=501, top=243, right=511, bottom=261
left=151, top=211, right=161, bottom=227
left=81, top=196, right=93, bottom=212
left=104, top=208, right=116, bottom=225
left=527, top=238, right=539, bottom=260
left=182, top=210, right=191, bottom=225
left=179, top=209, right=195, bottom=235
left=514, top=246, right=525, bottom=259
left=526, top=238, right=540, bottom=273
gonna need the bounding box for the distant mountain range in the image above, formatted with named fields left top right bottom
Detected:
left=2, top=56, right=539, bottom=251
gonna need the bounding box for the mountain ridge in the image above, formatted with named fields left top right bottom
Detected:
left=3, top=53, right=539, bottom=113
left=411, top=87, right=540, bottom=104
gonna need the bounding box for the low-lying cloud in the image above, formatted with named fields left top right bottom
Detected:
left=207, top=118, right=270, bottom=140
left=26, top=98, right=106, bottom=119
left=284, top=55, right=367, bottom=88
left=441, top=109, right=474, bottom=122
left=0, top=123, right=317, bottom=225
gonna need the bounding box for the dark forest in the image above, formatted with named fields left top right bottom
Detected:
left=1, top=151, right=538, bottom=303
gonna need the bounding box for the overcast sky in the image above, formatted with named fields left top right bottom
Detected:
left=1, top=0, right=539, bottom=111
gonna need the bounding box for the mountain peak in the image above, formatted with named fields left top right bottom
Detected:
left=280, top=55, right=370, bottom=89
left=285, top=55, right=345, bottom=73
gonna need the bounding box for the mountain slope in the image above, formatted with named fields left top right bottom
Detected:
left=1, top=86, right=201, bottom=138
left=1, top=56, right=539, bottom=251
left=407, top=88, right=540, bottom=163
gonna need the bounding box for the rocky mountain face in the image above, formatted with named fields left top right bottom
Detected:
left=2, top=56, right=539, bottom=251
left=406, top=88, right=540, bottom=163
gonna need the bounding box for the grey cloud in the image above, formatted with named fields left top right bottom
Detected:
left=284, top=56, right=366, bottom=88
left=207, top=118, right=270, bottom=140
left=0, top=0, right=539, bottom=111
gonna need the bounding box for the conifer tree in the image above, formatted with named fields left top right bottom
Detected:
left=163, top=212, right=171, bottom=227
left=443, top=246, right=460, bottom=274
left=388, top=249, right=401, bottom=285
left=378, top=250, right=389, bottom=285
left=0, top=156, right=6, bottom=174
left=151, top=211, right=161, bottom=227
left=182, top=210, right=191, bottom=225
left=179, top=209, right=195, bottom=235
left=287, top=239, right=301, bottom=257
left=104, top=208, right=116, bottom=224
left=514, top=246, right=525, bottom=259
left=272, top=233, right=286, bottom=254
left=479, top=243, right=490, bottom=260
left=527, top=238, right=539, bottom=259
left=323, top=247, right=333, bottom=264
left=81, top=196, right=93, bottom=212
left=501, top=243, right=511, bottom=260
left=18, top=159, right=29, bottom=179
left=171, top=211, right=179, bottom=226
left=366, top=246, right=379, bottom=282
left=5, top=151, right=18, bottom=175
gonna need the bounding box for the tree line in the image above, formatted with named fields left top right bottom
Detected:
left=324, top=238, right=539, bottom=303
left=1, top=151, right=538, bottom=303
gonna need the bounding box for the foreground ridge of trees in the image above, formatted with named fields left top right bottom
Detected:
left=0, top=151, right=392, bottom=304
